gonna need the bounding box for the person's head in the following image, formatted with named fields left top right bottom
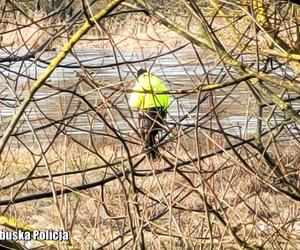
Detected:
left=137, top=68, right=147, bottom=78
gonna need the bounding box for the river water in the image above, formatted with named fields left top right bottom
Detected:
left=0, top=46, right=299, bottom=145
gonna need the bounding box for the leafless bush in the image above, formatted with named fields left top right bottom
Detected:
left=1, top=0, right=300, bottom=249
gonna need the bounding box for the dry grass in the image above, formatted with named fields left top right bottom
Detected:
left=1, top=1, right=300, bottom=249
left=0, top=7, right=194, bottom=51
left=1, top=134, right=300, bottom=249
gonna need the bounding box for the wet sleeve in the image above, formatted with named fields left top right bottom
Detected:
left=128, top=82, right=143, bottom=109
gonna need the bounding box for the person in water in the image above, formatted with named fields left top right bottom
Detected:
left=129, top=69, right=170, bottom=160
